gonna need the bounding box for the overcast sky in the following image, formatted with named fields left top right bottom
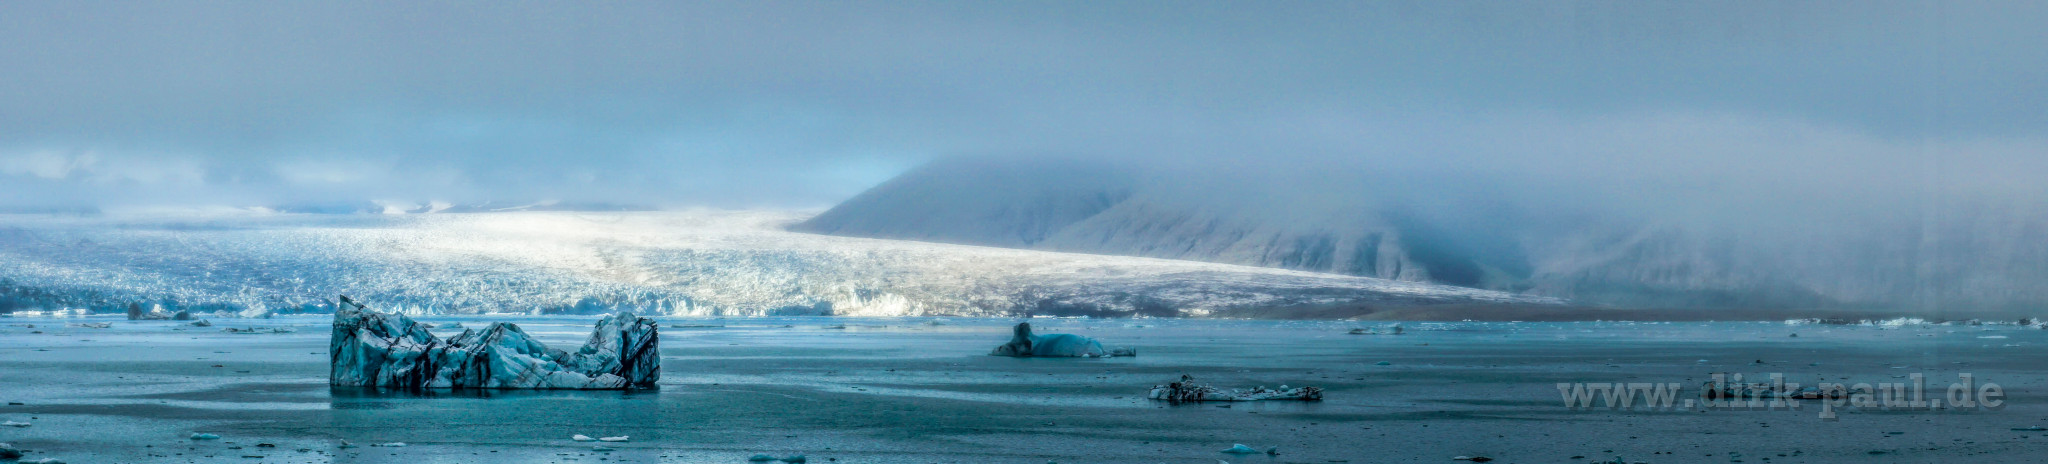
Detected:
left=1, top=1, right=2042, bottom=211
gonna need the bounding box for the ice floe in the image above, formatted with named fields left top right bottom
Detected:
left=1150, top=375, right=1322, bottom=403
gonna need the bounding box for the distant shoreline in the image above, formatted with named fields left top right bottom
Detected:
left=1211, top=302, right=2042, bottom=322
left=6, top=304, right=2037, bottom=324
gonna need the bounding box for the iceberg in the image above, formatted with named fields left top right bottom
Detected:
left=330, top=295, right=660, bottom=389
left=126, top=303, right=169, bottom=320
left=988, top=322, right=1132, bottom=357
left=1149, top=375, right=1322, bottom=403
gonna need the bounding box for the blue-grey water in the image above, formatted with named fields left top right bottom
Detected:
left=2, top=315, right=2045, bottom=463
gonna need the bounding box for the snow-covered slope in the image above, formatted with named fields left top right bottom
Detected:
left=0, top=210, right=1558, bottom=317
left=797, top=157, right=2048, bottom=310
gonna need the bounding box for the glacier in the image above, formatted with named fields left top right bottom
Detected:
left=0, top=209, right=1557, bottom=317
left=330, top=296, right=659, bottom=389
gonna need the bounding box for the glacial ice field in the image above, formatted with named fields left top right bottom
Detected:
left=0, top=210, right=1558, bottom=317
left=3, top=315, right=2047, bottom=462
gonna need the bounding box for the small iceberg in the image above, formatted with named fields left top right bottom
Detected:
left=598, top=436, right=628, bottom=442
left=191, top=433, right=221, bottom=440
left=989, top=323, right=1134, bottom=358
left=572, top=434, right=596, bottom=442
left=1151, top=375, right=1322, bottom=404
left=1, top=421, right=28, bottom=427
left=1222, top=444, right=1259, bottom=454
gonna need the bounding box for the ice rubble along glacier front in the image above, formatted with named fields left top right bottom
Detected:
left=330, top=296, right=659, bottom=389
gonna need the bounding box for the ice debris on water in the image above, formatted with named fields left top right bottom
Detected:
left=1152, top=375, right=1322, bottom=403
left=0, top=442, right=20, bottom=459
left=592, top=446, right=615, bottom=452
left=989, top=322, right=1134, bottom=358
left=1702, top=374, right=1844, bottom=400
left=1, top=421, right=28, bottom=427
left=748, top=454, right=777, bottom=461
left=373, top=442, right=407, bottom=447
left=781, top=455, right=807, bottom=463
left=330, top=295, right=659, bottom=389
left=66, top=322, right=112, bottom=329
left=572, top=434, right=596, bottom=441
left=598, top=436, right=628, bottom=442
left=191, top=433, right=220, bottom=440
left=190, top=319, right=213, bottom=327
left=1222, top=444, right=1260, bottom=454
left=1347, top=324, right=1403, bottom=335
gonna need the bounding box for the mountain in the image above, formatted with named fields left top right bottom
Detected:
left=796, top=156, right=2048, bottom=312
left=0, top=210, right=1558, bottom=317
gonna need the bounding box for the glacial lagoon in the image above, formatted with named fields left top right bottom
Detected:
left=3, top=315, right=2046, bottom=463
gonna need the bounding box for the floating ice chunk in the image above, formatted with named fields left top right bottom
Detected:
left=1222, top=444, right=1259, bottom=454
left=190, top=319, right=213, bottom=327
left=989, top=323, right=1133, bottom=357
left=191, top=433, right=220, bottom=440
left=329, top=295, right=659, bottom=389
left=373, top=442, right=407, bottom=447
left=1151, top=375, right=1322, bottom=403
left=0, top=442, right=19, bottom=459
left=748, top=454, right=777, bottom=461
left=598, top=436, right=628, bottom=442
left=66, top=322, right=111, bottom=329
left=572, top=435, right=596, bottom=442
left=2, top=421, right=27, bottom=427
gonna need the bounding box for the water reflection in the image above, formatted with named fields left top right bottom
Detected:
left=329, top=386, right=660, bottom=409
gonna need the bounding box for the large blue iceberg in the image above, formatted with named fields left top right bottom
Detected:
left=989, top=322, right=1133, bottom=358
left=330, top=296, right=660, bottom=389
